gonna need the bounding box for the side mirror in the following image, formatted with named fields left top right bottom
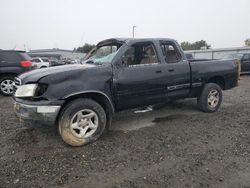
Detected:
left=122, top=56, right=126, bottom=63
left=120, top=56, right=127, bottom=66
left=114, top=56, right=126, bottom=69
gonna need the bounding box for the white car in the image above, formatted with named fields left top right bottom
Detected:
left=31, top=57, right=50, bottom=69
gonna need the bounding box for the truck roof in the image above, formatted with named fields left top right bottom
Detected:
left=97, top=38, right=177, bottom=46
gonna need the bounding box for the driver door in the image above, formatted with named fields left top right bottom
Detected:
left=113, top=42, right=165, bottom=110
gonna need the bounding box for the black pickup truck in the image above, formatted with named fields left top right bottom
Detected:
left=13, top=38, right=239, bottom=146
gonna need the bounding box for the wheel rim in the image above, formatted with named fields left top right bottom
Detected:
left=207, top=89, right=219, bottom=108
left=0, top=79, right=14, bottom=95
left=70, top=109, right=99, bottom=139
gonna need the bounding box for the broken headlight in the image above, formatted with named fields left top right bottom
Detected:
left=15, top=84, right=38, bottom=98
left=15, top=83, right=48, bottom=98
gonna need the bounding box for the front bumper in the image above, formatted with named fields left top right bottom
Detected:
left=14, top=102, right=61, bottom=125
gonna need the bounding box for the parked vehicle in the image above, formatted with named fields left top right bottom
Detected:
left=0, top=50, right=32, bottom=95
left=50, top=60, right=65, bottom=67
left=185, top=53, right=215, bottom=62
left=13, top=38, right=239, bottom=146
left=222, top=53, right=250, bottom=73
left=31, top=57, right=50, bottom=69
left=185, top=53, right=194, bottom=60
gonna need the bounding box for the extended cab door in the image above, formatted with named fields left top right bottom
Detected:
left=241, top=54, right=250, bottom=72
left=113, top=41, right=166, bottom=110
left=159, top=41, right=191, bottom=99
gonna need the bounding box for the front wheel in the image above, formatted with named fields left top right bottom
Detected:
left=197, top=83, right=222, bottom=113
left=58, top=98, right=107, bottom=146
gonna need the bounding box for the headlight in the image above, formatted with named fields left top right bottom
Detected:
left=15, top=84, right=38, bottom=98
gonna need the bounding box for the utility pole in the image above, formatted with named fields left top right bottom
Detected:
left=132, top=26, right=136, bottom=38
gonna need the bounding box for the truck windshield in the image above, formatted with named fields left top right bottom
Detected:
left=85, top=45, right=120, bottom=65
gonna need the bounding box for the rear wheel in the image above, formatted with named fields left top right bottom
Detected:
left=58, top=98, right=107, bottom=146
left=0, top=76, right=15, bottom=96
left=197, top=83, right=222, bottom=113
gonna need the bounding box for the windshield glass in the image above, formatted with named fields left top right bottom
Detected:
left=85, top=45, right=120, bottom=65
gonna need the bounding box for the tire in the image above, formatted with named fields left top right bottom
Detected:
left=197, top=83, right=222, bottom=113
left=58, top=98, right=107, bottom=146
left=0, top=76, right=15, bottom=96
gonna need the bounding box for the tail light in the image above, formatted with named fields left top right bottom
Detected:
left=20, top=60, right=32, bottom=67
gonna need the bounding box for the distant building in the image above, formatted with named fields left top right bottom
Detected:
left=185, top=46, right=250, bottom=59
left=28, top=48, right=86, bottom=61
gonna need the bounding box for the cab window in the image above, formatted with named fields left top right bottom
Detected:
left=123, top=42, right=158, bottom=66
left=161, top=43, right=181, bottom=63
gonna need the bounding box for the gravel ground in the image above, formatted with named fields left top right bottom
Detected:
left=1, top=76, right=250, bottom=188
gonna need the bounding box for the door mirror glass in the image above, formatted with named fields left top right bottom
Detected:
left=121, top=56, right=127, bottom=65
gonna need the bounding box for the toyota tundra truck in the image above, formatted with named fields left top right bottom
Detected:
left=13, top=38, right=239, bottom=146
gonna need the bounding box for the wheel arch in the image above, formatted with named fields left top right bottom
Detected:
left=207, top=76, right=225, bottom=90
left=57, top=91, right=115, bottom=127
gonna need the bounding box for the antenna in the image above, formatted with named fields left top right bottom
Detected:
left=26, top=41, right=30, bottom=52
left=133, top=26, right=136, bottom=38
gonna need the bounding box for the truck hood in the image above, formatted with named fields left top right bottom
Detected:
left=19, top=64, right=96, bottom=84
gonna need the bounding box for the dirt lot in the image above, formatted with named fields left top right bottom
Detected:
left=1, top=76, right=250, bottom=188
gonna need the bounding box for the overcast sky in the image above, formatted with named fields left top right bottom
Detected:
left=0, top=0, right=249, bottom=50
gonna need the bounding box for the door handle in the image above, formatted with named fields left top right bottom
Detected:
left=155, top=70, right=162, bottom=74
left=168, top=68, right=174, bottom=72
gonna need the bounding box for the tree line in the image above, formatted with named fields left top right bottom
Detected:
left=74, top=43, right=95, bottom=54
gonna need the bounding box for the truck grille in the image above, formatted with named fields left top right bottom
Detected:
left=13, top=77, right=21, bottom=92
left=14, top=77, right=21, bottom=86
